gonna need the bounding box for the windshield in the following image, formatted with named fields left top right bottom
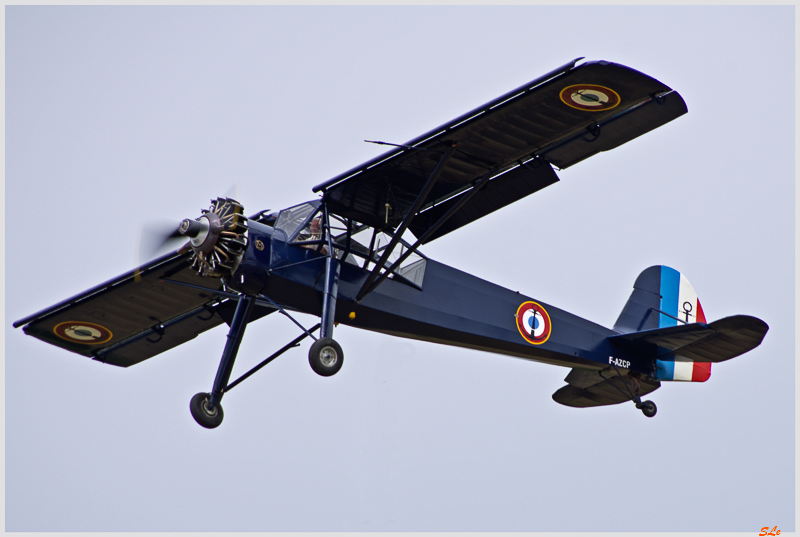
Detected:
left=274, top=202, right=319, bottom=240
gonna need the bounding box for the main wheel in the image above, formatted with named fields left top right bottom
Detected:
left=190, top=392, right=224, bottom=428
left=309, top=337, right=343, bottom=377
left=641, top=400, right=657, bottom=418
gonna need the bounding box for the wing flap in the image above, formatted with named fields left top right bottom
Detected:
left=408, top=158, right=559, bottom=243
left=92, top=302, right=228, bottom=367
left=93, top=299, right=275, bottom=367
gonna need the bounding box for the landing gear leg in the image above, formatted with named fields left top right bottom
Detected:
left=629, top=373, right=657, bottom=418
left=606, top=365, right=658, bottom=418
left=309, top=253, right=344, bottom=376
left=190, top=294, right=256, bottom=428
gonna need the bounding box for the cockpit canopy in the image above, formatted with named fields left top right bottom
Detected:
left=274, top=201, right=427, bottom=288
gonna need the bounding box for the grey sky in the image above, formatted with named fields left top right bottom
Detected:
left=5, top=5, right=795, bottom=532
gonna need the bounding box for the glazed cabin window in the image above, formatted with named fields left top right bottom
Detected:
left=332, top=220, right=427, bottom=288
left=274, top=202, right=318, bottom=240
left=274, top=207, right=427, bottom=288
left=294, top=216, right=329, bottom=254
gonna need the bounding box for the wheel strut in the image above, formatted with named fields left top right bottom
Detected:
left=190, top=294, right=256, bottom=429
left=605, top=365, right=658, bottom=418
left=311, top=211, right=344, bottom=377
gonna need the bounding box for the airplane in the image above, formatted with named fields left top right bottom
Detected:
left=13, top=58, right=768, bottom=428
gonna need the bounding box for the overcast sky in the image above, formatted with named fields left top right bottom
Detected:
left=5, top=5, right=795, bottom=533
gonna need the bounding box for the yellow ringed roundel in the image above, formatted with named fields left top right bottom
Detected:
left=559, top=84, right=621, bottom=112
left=53, top=321, right=113, bottom=345
left=516, top=301, right=552, bottom=345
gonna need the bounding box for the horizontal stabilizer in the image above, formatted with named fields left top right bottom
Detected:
left=609, top=315, right=768, bottom=363
left=552, top=368, right=660, bottom=408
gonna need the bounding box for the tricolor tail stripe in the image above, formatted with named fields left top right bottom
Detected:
left=659, top=267, right=706, bottom=328
left=654, top=266, right=711, bottom=382
left=659, top=267, right=680, bottom=327
left=614, top=266, right=714, bottom=382
left=655, top=359, right=711, bottom=382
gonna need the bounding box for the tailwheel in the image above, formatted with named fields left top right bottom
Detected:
left=190, top=392, right=224, bottom=428
left=640, top=400, right=657, bottom=418
left=309, top=337, right=343, bottom=377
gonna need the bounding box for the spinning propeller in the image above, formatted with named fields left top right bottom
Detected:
left=137, top=197, right=249, bottom=279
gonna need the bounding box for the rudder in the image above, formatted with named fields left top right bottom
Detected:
left=614, top=266, right=711, bottom=382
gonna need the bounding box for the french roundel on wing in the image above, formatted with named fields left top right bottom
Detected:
left=53, top=321, right=113, bottom=345
left=559, top=84, right=621, bottom=112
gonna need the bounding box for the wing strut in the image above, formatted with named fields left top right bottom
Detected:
left=360, top=165, right=500, bottom=299
left=355, top=144, right=456, bottom=302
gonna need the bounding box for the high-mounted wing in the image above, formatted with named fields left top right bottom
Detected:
left=314, top=59, right=687, bottom=243
left=13, top=251, right=274, bottom=367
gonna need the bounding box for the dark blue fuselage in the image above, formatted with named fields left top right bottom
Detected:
left=229, top=220, right=645, bottom=374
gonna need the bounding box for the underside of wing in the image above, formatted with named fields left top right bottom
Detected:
left=314, top=59, right=687, bottom=243
left=552, top=367, right=660, bottom=408
left=15, top=252, right=274, bottom=367
left=609, top=315, right=769, bottom=363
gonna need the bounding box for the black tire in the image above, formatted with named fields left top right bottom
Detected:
left=641, top=400, right=657, bottom=418
left=190, top=392, right=224, bottom=428
left=309, top=337, right=343, bottom=377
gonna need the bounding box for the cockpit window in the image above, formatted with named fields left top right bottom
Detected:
left=296, top=216, right=324, bottom=243
left=274, top=202, right=318, bottom=240
left=330, top=218, right=427, bottom=288
left=273, top=202, right=427, bottom=288
left=295, top=215, right=329, bottom=254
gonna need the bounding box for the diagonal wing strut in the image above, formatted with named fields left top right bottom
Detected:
left=355, top=144, right=456, bottom=301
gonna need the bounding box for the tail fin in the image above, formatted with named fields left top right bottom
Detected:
left=614, top=266, right=711, bottom=382
left=614, top=265, right=706, bottom=332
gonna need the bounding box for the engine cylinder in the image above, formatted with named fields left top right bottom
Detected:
left=186, top=198, right=248, bottom=279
